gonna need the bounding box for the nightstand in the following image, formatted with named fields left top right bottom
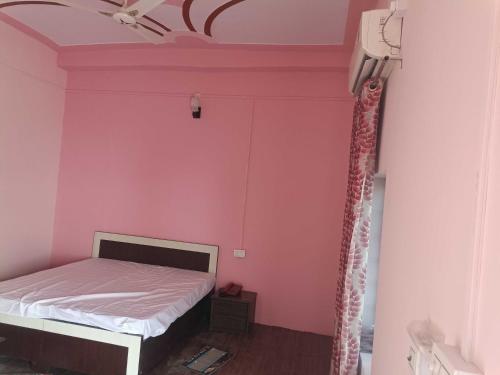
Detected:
left=210, top=291, right=257, bottom=333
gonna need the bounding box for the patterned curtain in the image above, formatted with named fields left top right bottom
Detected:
left=330, top=79, right=384, bottom=375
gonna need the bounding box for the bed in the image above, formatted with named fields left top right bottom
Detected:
left=0, top=231, right=219, bottom=375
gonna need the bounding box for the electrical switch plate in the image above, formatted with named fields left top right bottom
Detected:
left=233, top=249, right=246, bottom=258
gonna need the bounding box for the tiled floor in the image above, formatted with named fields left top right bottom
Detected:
left=0, top=324, right=333, bottom=375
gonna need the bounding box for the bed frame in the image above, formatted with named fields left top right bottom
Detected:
left=0, top=231, right=219, bottom=375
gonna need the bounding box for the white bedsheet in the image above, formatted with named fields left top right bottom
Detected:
left=0, top=258, right=215, bottom=339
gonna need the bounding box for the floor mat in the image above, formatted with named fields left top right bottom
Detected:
left=183, top=346, right=231, bottom=374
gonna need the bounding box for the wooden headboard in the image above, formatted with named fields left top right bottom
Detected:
left=92, top=232, right=218, bottom=274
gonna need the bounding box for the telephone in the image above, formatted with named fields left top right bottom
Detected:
left=218, top=283, right=242, bottom=297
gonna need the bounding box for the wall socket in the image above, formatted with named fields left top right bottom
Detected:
left=233, top=249, right=246, bottom=258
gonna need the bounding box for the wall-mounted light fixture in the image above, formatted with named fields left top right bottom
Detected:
left=191, top=94, right=201, bottom=119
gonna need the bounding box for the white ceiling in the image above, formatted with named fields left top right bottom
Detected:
left=0, top=0, right=350, bottom=46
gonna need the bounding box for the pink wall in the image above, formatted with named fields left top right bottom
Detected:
left=0, top=20, right=66, bottom=280
left=372, top=0, right=498, bottom=374
left=473, top=17, right=500, bottom=373
left=58, top=44, right=351, bottom=71
left=51, top=61, right=353, bottom=335
left=474, top=97, right=500, bottom=374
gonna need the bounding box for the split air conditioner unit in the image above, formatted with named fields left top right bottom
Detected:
left=348, top=9, right=403, bottom=95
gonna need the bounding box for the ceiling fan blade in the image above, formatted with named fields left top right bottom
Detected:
left=60, top=0, right=114, bottom=16
left=130, top=22, right=166, bottom=44
left=124, top=0, right=164, bottom=18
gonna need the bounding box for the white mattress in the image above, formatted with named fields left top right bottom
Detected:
left=0, top=258, right=215, bottom=339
